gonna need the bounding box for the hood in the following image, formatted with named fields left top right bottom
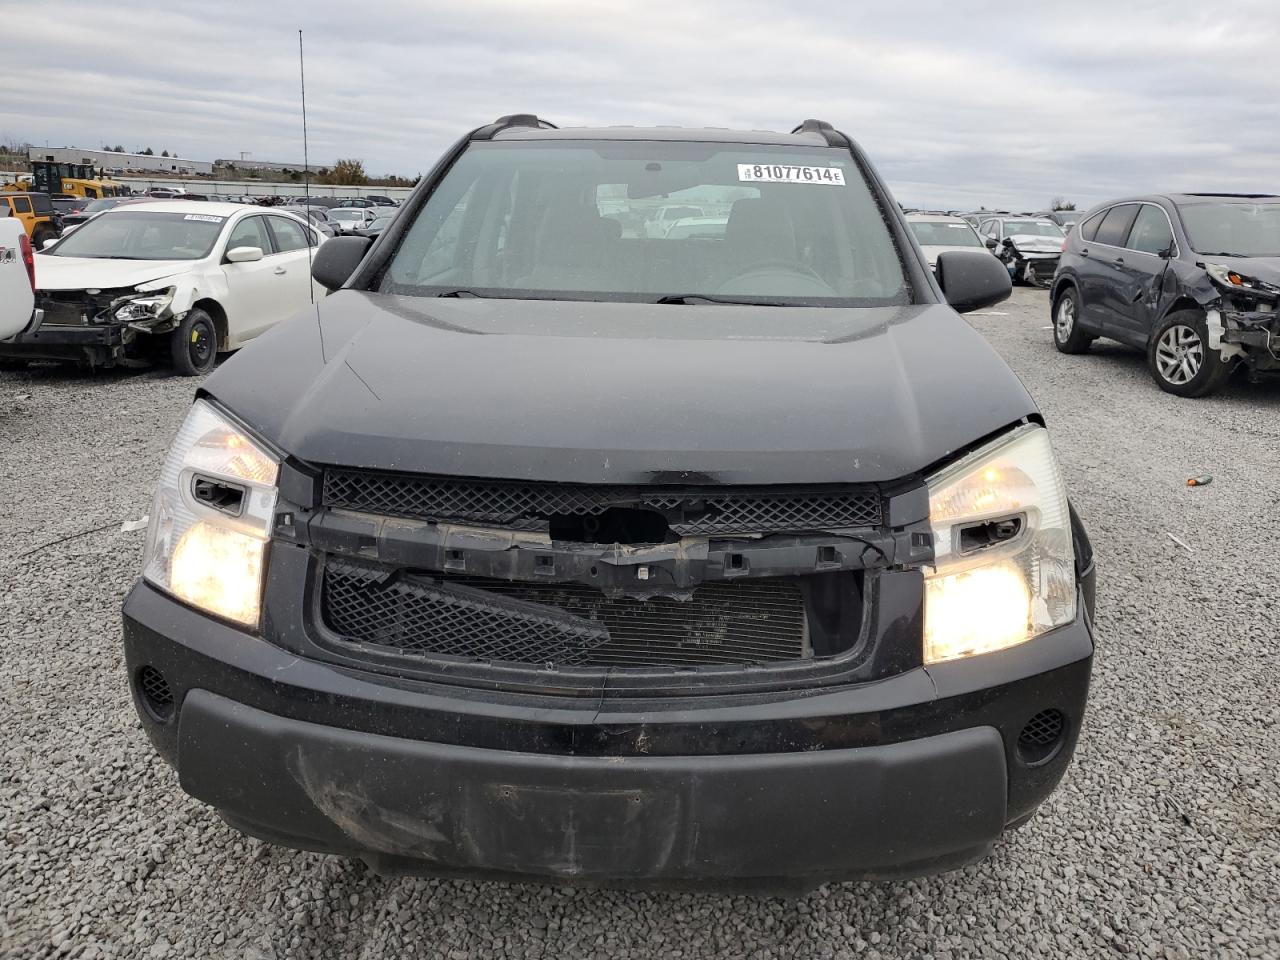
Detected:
left=33, top=254, right=192, bottom=292
left=1200, top=255, right=1280, bottom=286
left=205, top=293, right=1037, bottom=485
left=1006, top=235, right=1063, bottom=255
left=918, top=244, right=989, bottom=266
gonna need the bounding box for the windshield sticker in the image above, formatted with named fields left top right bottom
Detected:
left=737, top=164, right=845, bottom=185
left=183, top=214, right=224, bottom=223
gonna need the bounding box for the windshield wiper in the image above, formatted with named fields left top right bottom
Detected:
left=432, top=289, right=481, bottom=298
left=653, top=294, right=777, bottom=306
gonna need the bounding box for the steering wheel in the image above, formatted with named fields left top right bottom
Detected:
left=715, top=258, right=832, bottom=296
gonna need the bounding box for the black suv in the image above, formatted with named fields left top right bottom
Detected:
left=123, top=116, right=1096, bottom=888
left=1051, top=193, right=1280, bottom=397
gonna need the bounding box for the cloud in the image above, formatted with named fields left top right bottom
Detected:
left=5, top=0, right=1279, bottom=210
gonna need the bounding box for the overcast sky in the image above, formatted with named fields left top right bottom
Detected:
left=5, top=0, right=1278, bottom=210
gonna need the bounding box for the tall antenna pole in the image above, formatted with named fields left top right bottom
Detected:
left=299, top=28, right=314, bottom=303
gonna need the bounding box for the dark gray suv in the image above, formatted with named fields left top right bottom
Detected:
left=1050, top=193, right=1280, bottom=397
left=122, top=115, right=1095, bottom=889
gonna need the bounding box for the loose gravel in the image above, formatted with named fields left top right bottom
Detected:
left=2, top=288, right=1278, bottom=959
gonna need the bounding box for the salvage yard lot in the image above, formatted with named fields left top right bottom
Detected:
left=1, top=287, right=1277, bottom=959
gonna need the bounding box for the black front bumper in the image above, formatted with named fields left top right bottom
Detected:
left=122, top=570, right=1095, bottom=888
left=0, top=321, right=125, bottom=364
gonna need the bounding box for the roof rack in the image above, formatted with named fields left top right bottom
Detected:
left=790, top=119, right=849, bottom=147
left=472, top=114, right=559, bottom=140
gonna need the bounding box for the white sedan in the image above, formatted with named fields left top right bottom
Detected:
left=12, top=201, right=325, bottom=375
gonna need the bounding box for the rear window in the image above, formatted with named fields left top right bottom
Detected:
left=380, top=140, right=909, bottom=306
left=1093, top=204, right=1140, bottom=247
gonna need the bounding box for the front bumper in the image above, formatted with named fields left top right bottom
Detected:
left=0, top=321, right=125, bottom=364
left=122, top=567, right=1095, bottom=888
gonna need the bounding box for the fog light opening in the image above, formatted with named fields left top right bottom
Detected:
left=137, top=665, right=175, bottom=722
left=1017, top=708, right=1066, bottom=765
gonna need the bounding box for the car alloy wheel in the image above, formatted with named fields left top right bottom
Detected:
left=1154, top=323, right=1203, bottom=385
left=1055, top=295, right=1075, bottom=342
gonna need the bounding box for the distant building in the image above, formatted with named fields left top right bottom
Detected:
left=27, top=146, right=213, bottom=175
left=213, top=158, right=327, bottom=174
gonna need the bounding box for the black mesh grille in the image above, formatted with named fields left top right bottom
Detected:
left=321, top=560, right=808, bottom=668
left=137, top=665, right=174, bottom=719
left=1019, top=709, right=1064, bottom=747
left=321, top=469, right=881, bottom=535
left=1018, top=709, right=1065, bottom=763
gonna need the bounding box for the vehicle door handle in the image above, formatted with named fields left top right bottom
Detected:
left=1113, top=256, right=1124, bottom=264
left=1080, top=248, right=1089, bottom=257
left=273, top=266, right=287, bottom=275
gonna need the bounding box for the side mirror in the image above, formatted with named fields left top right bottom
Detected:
left=311, top=234, right=372, bottom=290
left=984, top=237, right=998, bottom=250
left=936, top=250, right=1013, bottom=313
left=41, top=237, right=59, bottom=250
left=225, top=245, right=264, bottom=263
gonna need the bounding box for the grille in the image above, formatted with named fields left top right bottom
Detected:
left=1018, top=709, right=1065, bottom=763
left=36, top=289, right=126, bottom=326
left=322, top=469, right=882, bottom=536
left=136, top=665, right=174, bottom=720
left=321, top=560, right=808, bottom=668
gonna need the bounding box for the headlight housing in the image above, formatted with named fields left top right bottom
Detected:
left=1205, top=263, right=1280, bottom=297
left=114, top=286, right=176, bottom=323
left=923, top=424, right=1076, bottom=664
left=142, top=400, right=279, bottom=628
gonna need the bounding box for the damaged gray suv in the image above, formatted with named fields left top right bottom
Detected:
left=123, top=115, right=1096, bottom=889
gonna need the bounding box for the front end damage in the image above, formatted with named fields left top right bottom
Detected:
left=998, top=240, right=1060, bottom=287
left=1, top=283, right=182, bottom=367
left=1203, top=270, right=1280, bottom=377
left=297, top=470, right=934, bottom=682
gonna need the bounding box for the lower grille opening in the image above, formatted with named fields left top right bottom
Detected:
left=1017, top=708, right=1066, bottom=764
left=136, top=665, right=175, bottom=721
left=319, top=559, right=828, bottom=669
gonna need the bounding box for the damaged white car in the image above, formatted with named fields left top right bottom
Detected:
left=978, top=216, right=1065, bottom=287
left=0, top=201, right=325, bottom=375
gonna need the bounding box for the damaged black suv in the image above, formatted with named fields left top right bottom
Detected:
left=123, top=116, right=1096, bottom=889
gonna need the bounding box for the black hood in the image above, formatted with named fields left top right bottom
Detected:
left=205, top=292, right=1036, bottom=485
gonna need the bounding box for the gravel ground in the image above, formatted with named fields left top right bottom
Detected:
left=2, top=287, right=1278, bottom=959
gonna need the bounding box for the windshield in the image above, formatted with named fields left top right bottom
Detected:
left=380, top=141, right=909, bottom=306
left=909, top=220, right=982, bottom=247
left=1178, top=200, right=1280, bottom=257
left=83, top=198, right=120, bottom=213
left=1002, top=220, right=1064, bottom=238
left=47, top=210, right=225, bottom=260
left=369, top=216, right=393, bottom=229
left=330, top=209, right=366, bottom=221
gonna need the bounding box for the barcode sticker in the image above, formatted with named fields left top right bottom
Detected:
left=737, top=164, right=845, bottom=185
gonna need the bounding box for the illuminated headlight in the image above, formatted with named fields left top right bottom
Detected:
left=114, top=287, right=176, bottom=322
left=923, top=424, right=1076, bottom=664
left=142, top=399, right=279, bottom=628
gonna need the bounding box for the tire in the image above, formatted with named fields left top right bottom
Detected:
left=1147, top=309, right=1232, bottom=398
left=31, top=225, right=56, bottom=250
left=169, top=308, right=218, bottom=377
left=1052, top=286, right=1093, bottom=354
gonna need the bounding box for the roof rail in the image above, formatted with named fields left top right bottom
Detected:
left=471, top=114, right=559, bottom=140
left=790, top=119, right=849, bottom=147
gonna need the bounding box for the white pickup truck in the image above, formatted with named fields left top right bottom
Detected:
left=0, top=215, right=37, bottom=341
